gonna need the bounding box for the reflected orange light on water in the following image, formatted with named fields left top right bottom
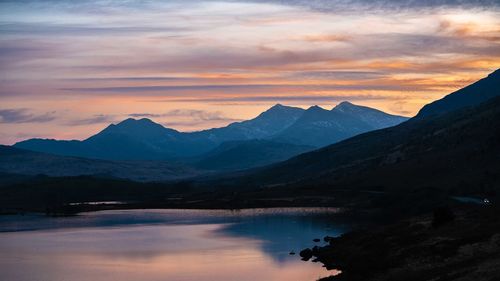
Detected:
left=0, top=223, right=334, bottom=281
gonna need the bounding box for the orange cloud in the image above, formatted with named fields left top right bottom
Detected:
left=302, top=34, right=351, bottom=42
left=438, top=19, right=500, bottom=42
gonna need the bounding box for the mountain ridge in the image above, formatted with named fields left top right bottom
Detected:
left=272, top=102, right=408, bottom=147
left=14, top=102, right=408, bottom=161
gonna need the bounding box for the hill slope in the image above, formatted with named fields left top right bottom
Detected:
left=0, top=145, right=200, bottom=182
left=193, top=140, right=314, bottom=171
left=193, top=104, right=305, bottom=142
left=417, top=69, right=500, bottom=118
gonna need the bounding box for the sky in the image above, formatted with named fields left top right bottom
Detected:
left=0, top=0, right=499, bottom=144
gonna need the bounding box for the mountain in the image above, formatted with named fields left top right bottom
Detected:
left=273, top=102, right=408, bottom=147
left=14, top=102, right=407, bottom=161
left=0, top=145, right=200, bottom=182
left=14, top=105, right=305, bottom=160
left=417, top=69, right=500, bottom=118
left=193, top=140, right=314, bottom=171
left=201, top=69, right=500, bottom=193
left=82, top=118, right=219, bottom=159
left=81, top=118, right=186, bottom=159
left=333, top=101, right=408, bottom=128
left=194, top=104, right=305, bottom=142
left=15, top=118, right=193, bottom=160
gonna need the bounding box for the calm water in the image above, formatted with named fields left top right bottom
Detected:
left=0, top=208, right=347, bottom=281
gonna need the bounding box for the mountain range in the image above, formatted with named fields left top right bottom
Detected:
left=14, top=102, right=408, bottom=163
left=273, top=102, right=407, bottom=147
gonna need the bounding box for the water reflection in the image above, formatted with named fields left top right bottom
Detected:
left=0, top=208, right=345, bottom=281
left=214, top=212, right=347, bottom=264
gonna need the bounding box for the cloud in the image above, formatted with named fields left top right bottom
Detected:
left=130, top=109, right=241, bottom=122
left=161, top=120, right=235, bottom=128
left=0, top=108, right=56, bottom=123
left=437, top=19, right=500, bottom=42
left=0, top=39, right=61, bottom=68
left=4, top=0, right=498, bottom=15
left=160, top=94, right=404, bottom=103
left=0, top=22, right=187, bottom=36
left=334, top=33, right=500, bottom=62
left=168, top=109, right=241, bottom=122
left=291, top=70, right=388, bottom=80
left=46, top=46, right=338, bottom=75
left=0, top=45, right=44, bottom=57
left=62, top=84, right=287, bottom=93
left=241, top=0, right=500, bottom=13
left=128, top=113, right=164, bottom=118
left=302, top=34, right=351, bottom=42
left=66, top=114, right=117, bottom=126
left=66, top=77, right=200, bottom=82
left=35, top=31, right=496, bottom=80
left=60, top=82, right=435, bottom=95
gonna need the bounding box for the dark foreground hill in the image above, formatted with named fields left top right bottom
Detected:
left=417, top=69, right=500, bottom=118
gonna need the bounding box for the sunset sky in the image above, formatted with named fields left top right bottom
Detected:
left=1, top=0, right=499, bottom=144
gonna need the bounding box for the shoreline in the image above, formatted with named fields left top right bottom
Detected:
left=300, top=204, right=500, bottom=281
left=0, top=205, right=346, bottom=217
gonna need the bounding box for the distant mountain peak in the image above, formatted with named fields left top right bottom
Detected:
left=117, top=118, right=155, bottom=126
left=197, top=103, right=305, bottom=142
left=332, top=101, right=386, bottom=114
left=338, top=101, right=354, bottom=106
left=333, top=101, right=356, bottom=110
left=274, top=101, right=409, bottom=147
left=92, top=117, right=178, bottom=141
left=98, top=118, right=163, bottom=133
left=256, top=103, right=304, bottom=119
left=264, top=103, right=300, bottom=113
left=307, top=105, right=325, bottom=111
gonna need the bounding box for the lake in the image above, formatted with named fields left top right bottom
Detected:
left=0, top=208, right=347, bottom=281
